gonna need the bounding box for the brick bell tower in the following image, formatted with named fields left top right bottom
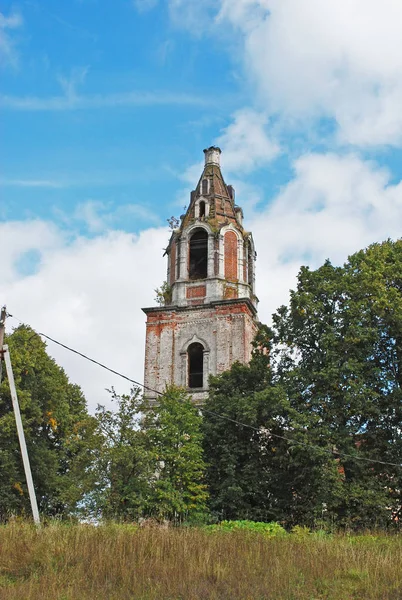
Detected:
left=142, top=146, right=258, bottom=403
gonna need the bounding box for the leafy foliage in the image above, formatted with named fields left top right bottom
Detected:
left=3, top=239, right=401, bottom=531
left=95, top=385, right=208, bottom=522
left=94, top=387, right=151, bottom=521
left=143, top=386, right=208, bottom=522
left=271, top=239, right=402, bottom=528
left=206, top=520, right=287, bottom=537
left=154, top=281, right=172, bottom=306
left=204, top=240, right=402, bottom=529
left=0, top=326, right=98, bottom=520
left=203, top=337, right=341, bottom=526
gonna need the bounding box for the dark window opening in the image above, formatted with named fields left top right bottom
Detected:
left=199, top=201, right=206, bottom=218
left=189, top=230, right=208, bottom=280
left=188, top=343, right=204, bottom=388
left=201, top=179, right=209, bottom=195
left=248, top=245, right=254, bottom=287
left=177, top=241, right=181, bottom=278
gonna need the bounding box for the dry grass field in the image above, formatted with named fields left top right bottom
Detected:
left=0, top=523, right=401, bottom=599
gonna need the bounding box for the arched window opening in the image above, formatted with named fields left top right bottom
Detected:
left=248, top=244, right=254, bottom=288
left=189, top=230, right=208, bottom=280
left=188, top=343, right=204, bottom=388
left=199, top=201, right=206, bottom=218
left=201, top=179, right=209, bottom=195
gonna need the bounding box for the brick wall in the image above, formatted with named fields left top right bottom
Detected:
left=186, top=285, right=206, bottom=299
left=224, top=285, right=238, bottom=300
left=224, top=231, right=238, bottom=281
left=143, top=300, right=258, bottom=402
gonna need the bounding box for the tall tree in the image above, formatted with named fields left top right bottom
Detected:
left=94, top=387, right=152, bottom=521
left=0, top=326, right=98, bottom=520
left=202, top=327, right=341, bottom=525
left=142, top=386, right=208, bottom=523
left=272, top=239, right=402, bottom=528
left=95, top=385, right=208, bottom=523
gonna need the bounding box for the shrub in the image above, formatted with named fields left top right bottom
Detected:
left=206, top=520, right=287, bottom=537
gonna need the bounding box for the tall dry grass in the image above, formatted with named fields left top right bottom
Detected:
left=0, top=523, right=401, bottom=599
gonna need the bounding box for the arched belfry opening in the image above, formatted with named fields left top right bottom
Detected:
left=199, top=200, right=206, bottom=218
left=248, top=243, right=254, bottom=290
left=189, top=229, right=208, bottom=280
left=188, top=342, right=204, bottom=388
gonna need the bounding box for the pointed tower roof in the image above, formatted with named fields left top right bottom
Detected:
left=180, top=146, right=241, bottom=231
left=197, top=147, right=231, bottom=199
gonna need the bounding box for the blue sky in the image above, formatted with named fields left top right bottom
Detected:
left=2, top=0, right=402, bottom=409
left=2, top=1, right=251, bottom=231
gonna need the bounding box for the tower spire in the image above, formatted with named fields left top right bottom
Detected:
left=142, top=147, right=258, bottom=404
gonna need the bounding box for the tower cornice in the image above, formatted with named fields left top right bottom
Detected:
left=142, top=297, right=258, bottom=317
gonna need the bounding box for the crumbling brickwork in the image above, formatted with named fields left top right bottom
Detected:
left=186, top=285, right=206, bottom=299
left=143, top=299, right=257, bottom=403
left=224, top=230, right=238, bottom=281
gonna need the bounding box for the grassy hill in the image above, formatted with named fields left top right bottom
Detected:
left=0, top=522, right=401, bottom=599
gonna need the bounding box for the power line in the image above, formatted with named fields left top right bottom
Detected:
left=7, top=312, right=162, bottom=397
left=40, top=331, right=162, bottom=397
left=200, top=408, right=402, bottom=468
left=6, top=312, right=402, bottom=469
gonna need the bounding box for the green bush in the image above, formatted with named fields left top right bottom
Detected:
left=290, top=525, right=311, bottom=538
left=206, top=520, right=287, bottom=537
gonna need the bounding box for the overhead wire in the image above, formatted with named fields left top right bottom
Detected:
left=200, top=408, right=402, bottom=468
left=7, top=312, right=162, bottom=397
left=5, top=311, right=402, bottom=469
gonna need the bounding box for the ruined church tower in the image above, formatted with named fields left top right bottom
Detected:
left=142, top=147, right=258, bottom=403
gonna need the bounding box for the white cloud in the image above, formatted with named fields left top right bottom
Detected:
left=0, top=220, right=62, bottom=282
left=57, top=66, right=89, bottom=102
left=0, top=221, right=167, bottom=412
left=133, top=0, right=159, bottom=12
left=218, top=0, right=269, bottom=30
left=250, top=152, right=402, bottom=323
left=0, top=179, right=64, bottom=188
left=72, top=201, right=108, bottom=233
left=187, top=0, right=402, bottom=147
left=70, top=200, right=161, bottom=233
left=180, top=109, right=279, bottom=188
left=168, top=0, right=216, bottom=33
left=0, top=89, right=214, bottom=111
left=217, top=109, right=279, bottom=173
left=0, top=11, right=22, bottom=68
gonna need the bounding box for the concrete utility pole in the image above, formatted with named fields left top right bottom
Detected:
left=0, top=308, right=40, bottom=526
left=0, top=306, right=6, bottom=384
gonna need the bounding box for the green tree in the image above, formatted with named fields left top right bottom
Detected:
left=94, top=387, right=152, bottom=521
left=94, top=385, right=208, bottom=523
left=272, top=239, right=402, bottom=528
left=203, top=328, right=341, bottom=526
left=0, top=326, right=98, bottom=521
left=142, top=386, right=208, bottom=523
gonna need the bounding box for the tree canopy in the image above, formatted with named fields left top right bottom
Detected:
left=95, top=385, right=208, bottom=523
left=271, top=239, right=402, bottom=527
left=0, top=326, right=98, bottom=521
left=204, top=239, right=402, bottom=528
